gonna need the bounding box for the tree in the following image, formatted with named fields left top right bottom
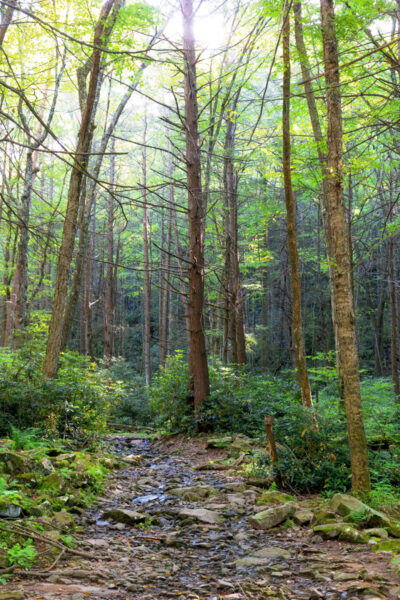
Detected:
left=320, top=0, right=370, bottom=493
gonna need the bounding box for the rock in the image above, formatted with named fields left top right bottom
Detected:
left=0, top=500, right=22, bottom=518
left=312, top=522, right=354, bottom=540
left=14, top=472, right=41, bottom=487
left=293, top=509, right=314, bottom=525
left=365, top=528, right=389, bottom=540
left=124, top=455, right=143, bottom=466
left=227, top=494, right=246, bottom=507
left=206, top=436, right=232, bottom=448
left=39, top=457, right=54, bottom=474
left=228, top=434, right=254, bottom=456
left=330, top=493, right=400, bottom=536
left=330, top=493, right=366, bottom=516
left=41, top=472, right=66, bottom=494
left=102, top=508, right=150, bottom=525
left=169, top=485, right=219, bottom=501
left=0, top=451, right=32, bottom=474
left=223, top=482, right=247, bottom=492
left=372, top=539, right=400, bottom=553
left=236, top=546, right=290, bottom=567
left=0, top=593, right=24, bottom=600
left=256, top=491, right=294, bottom=506
left=338, top=525, right=369, bottom=544
left=54, top=453, right=76, bottom=462
left=53, top=510, right=75, bottom=528
left=312, top=509, right=338, bottom=524
left=248, top=501, right=297, bottom=530
left=178, top=508, right=223, bottom=525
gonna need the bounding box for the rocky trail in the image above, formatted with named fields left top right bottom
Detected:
left=6, top=435, right=400, bottom=600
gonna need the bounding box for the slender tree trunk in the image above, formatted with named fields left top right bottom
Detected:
left=282, top=3, right=312, bottom=408
left=142, top=116, right=151, bottom=386
left=181, top=0, right=210, bottom=413
left=0, top=208, right=13, bottom=346
left=0, top=0, right=17, bottom=47
left=43, top=0, right=120, bottom=379
left=320, top=0, right=370, bottom=493
left=104, top=137, right=115, bottom=367
left=159, top=153, right=173, bottom=366
left=294, top=0, right=344, bottom=401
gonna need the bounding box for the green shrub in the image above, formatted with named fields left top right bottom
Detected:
left=149, top=351, right=192, bottom=432
left=105, top=359, right=150, bottom=425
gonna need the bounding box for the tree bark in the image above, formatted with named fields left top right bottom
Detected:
left=282, top=2, right=312, bottom=407
left=320, top=0, right=370, bottom=493
left=181, top=0, right=210, bottom=414
left=103, top=136, right=115, bottom=367
left=294, top=0, right=344, bottom=401
left=43, top=0, right=120, bottom=379
left=142, top=115, right=151, bottom=387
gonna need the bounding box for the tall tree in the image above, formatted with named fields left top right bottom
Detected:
left=181, top=0, right=210, bottom=414
left=282, top=2, right=312, bottom=408
left=320, top=0, right=370, bottom=493
left=43, top=0, right=122, bottom=379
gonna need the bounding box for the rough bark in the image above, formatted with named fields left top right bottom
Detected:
left=43, top=0, right=120, bottom=379
left=282, top=3, right=312, bottom=407
left=142, top=115, right=151, bottom=387
left=181, top=0, right=210, bottom=413
left=294, top=0, right=344, bottom=400
left=0, top=0, right=16, bottom=47
left=320, top=0, right=370, bottom=493
left=103, top=136, right=115, bottom=367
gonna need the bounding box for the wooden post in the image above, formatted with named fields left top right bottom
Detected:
left=264, top=416, right=281, bottom=486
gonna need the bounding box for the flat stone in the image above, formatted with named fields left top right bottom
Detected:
left=256, top=491, right=294, bottom=506
left=124, top=455, right=143, bottom=466
left=294, top=509, right=314, bottom=525
left=178, top=507, right=223, bottom=524
left=169, top=485, right=219, bottom=501
left=53, top=510, right=75, bottom=527
left=248, top=501, right=297, bottom=530
left=102, top=508, right=150, bottom=525
left=0, top=593, right=24, bottom=600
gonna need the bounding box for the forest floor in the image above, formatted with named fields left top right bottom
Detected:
left=6, top=434, right=400, bottom=600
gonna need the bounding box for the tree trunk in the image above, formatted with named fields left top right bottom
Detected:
left=294, top=0, right=344, bottom=401
left=104, top=137, right=115, bottom=367
left=142, top=115, right=151, bottom=387
left=282, top=2, right=312, bottom=408
left=0, top=0, right=17, bottom=47
left=43, top=0, right=120, bottom=379
left=181, top=0, right=210, bottom=414
left=320, top=0, right=370, bottom=493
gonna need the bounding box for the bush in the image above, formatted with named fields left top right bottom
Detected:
left=0, top=342, right=121, bottom=446
left=149, top=351, right=192, bottom=431
left=104, top=359, right=150, bottom=426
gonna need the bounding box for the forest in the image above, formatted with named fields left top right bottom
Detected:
left=1, top=0, right=400, bottom=598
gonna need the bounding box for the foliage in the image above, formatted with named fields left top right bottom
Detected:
left=149, top=352, right=192, bottom=432
left=0, top=333, right=122, bottom=445
left=2, top=539, right=37, bottom=569
left=105, top=359, right=151, bottom=425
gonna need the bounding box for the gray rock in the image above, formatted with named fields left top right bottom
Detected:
left=169, top=484, right=219, bottom=502
left=102, top=508, right=150, bottom=525
left=178, top=507, right=223, bottom=524
left=0, top=501, right=22, bottom=518
left=293, top=509, right=314, bottom=525
left=248, top=501, right=297, bottom=530
left=236, top=546, right=290, bottom=567
left=365, top=527, right=389, bottom=539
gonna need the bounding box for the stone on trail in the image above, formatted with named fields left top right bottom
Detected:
left=293, top=508, right=314, bottom=525
left=372, top=539, right=400, bottom=553
left=102, top=508, right=150, bottom=525
left=256, top=490, right=294, bottom=505
left=169, top=484, right=219, bottom=501
left=365, top=528, right=389, bottom=539
left=124, top=454, right=143, bottom=466
left=0, top=451, right=32, bottom=474
left=206, top=436, right=232, bottom=448
left=248, top=501, right=297, bottom=530
left=236, top=546, right=290, bottom=567
left=330, top=493, right=400, bottom=537
left=178, top=507, right=224, bottom=524
left=313, top=522, right=368, bottom=542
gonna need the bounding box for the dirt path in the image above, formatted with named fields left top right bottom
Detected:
left=9, top=435, right=400, bottom=600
